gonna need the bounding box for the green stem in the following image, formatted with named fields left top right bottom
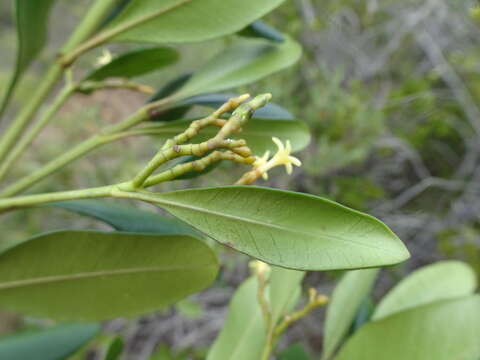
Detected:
left=0, top=84, right=76, bottom=182
left=0, top=0, right=121, bottom=164
left=0, top=65, right=63, bottom=163
left=132, top=94, right=269, bottom=188
left=0, top=97, right=172, bottom=197
left=0, top=184, right=116, bottom=214
left=0, top=148, right=254, bottom=214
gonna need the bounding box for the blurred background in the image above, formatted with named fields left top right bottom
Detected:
left=1, top=0, right=480, bottom=358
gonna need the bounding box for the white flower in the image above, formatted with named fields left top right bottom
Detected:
left=271, top=137, right=302, bottom=174
left=252, top=137, right=302, bottom=179
left=96, top=49, right=113, bottom=67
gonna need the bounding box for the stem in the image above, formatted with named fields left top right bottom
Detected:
left=0, top=0, right=121, bottom=163
left=0, top=97, right=172, bottom=197
left=0, top=65, right=63, bottom=163
left=260, top=289, right=329, bottom=360
left=78, top=79, right=155, bottom=95
left=0, top=84, right=76, bottom=182
left=132, top=94, right=268, bottom=188
left=0, top=184, right=115, bottom=214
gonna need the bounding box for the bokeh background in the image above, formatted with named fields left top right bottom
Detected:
left=1, top=0, right=480, bottom=358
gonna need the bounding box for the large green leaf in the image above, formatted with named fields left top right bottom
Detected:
left=105, top=0, right=285, bottom=44
left=53, top=200, right=198, bottom=236
left=206, top=276, right=266, bottom=360
left=0, top=323, right=100, bottom=360
left=178, top=37, right=301, bottom=97
left=372, top=260, right=477, bottom=321
left=146, top=186, right=410, bottom=270
left=84, top=47, right=179, bottom=81
left=0, top=0, right=56, bottom=117
left=0, top=231, right=218, bottom=320
left=322, top=269, right=379, bottom=360
left=149, top=118, right=310, bottom=154
left=269, top=267, right=304, bottom=324
left=335, top=295, right=480, bottom=360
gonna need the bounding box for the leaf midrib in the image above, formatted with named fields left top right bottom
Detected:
left=0, top=263, right=212, bottom=290
left=108, top=0, right=196, bottom=40
left=151, top=196, right=396, bottom=253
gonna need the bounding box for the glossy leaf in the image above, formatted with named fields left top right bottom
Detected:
left=0, top=323, right=100, bottom=360
left=53, top=200, right=198, bottom=236
left=269, top=267, right=305, bottom=324
left=0, top=0, right=56, bottom=117
left=207, top=276, right=266, bottom=360
left=335, top=295, right=480, bottom=360
left=84, top=47, right=179, bottom=81
left=178, top=37, right=301, bottom=97
left=239, top=20, right=285, bottom=42
left=149, top=186, right=410, bottom=270
left=372, top=260, right=477, bottom=321
left=322, top=269, right=379, bottom=360
left=0, top=231, right=218, bottom=320
left=150, top=118, right=310, bottom=154
left=106, top=0, right=285, bottom=44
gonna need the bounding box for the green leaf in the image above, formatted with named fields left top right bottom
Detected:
left=207, top=276, right=266, bottom=360
left=53, top=200, right=198, bottom=236
left=149, top=118, right=310, bottom=154
left=0, top=231, right=218, bottom=320
left=0, top=0, right=56, bottom=117
left=84, top=47, right=179, bottom=81
left=351, top=297, right=375, bottom=332
left=269, top=267, right=305, bottom=324
left=279, top=344, right=311, bottom=360
left=105, top=0, right=285, bottom=44
left=372, top=260, right=477, bottom=321
left=0, top=323, right=100, bottom=360
left=239, top=20, right=285, bottom=42
left=149, top=73, right=193, bottom=103
left=322, top=269, right=379, bottom=360
left=335, top=295, right=480, bottom=360
left=101, top=336, right=124, bottom=360
left=147, top=186, right=410, bottom=270
left=179, top=37, right=301, bottom=97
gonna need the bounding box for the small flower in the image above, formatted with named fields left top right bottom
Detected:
left=96, top=49, right=113, bottom=67
left=271, top=137, right=302, bottom=175
left=252, top=137, right=302, bottom=179
left=236, top=137, right=302, bottom=185
left=249, top=260, right=271, bottom=277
